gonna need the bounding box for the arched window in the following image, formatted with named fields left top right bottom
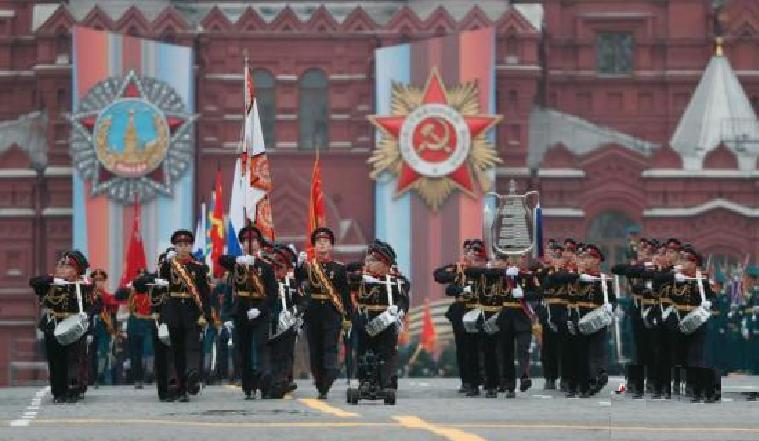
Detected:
left=253, top=69, right=276, bottom=148
left=586, top=211, right=639, bottom=270
left=298, top=69, right=329, bottom=150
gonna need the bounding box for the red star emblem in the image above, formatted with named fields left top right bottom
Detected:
left=370, top=68, right=501, bottom=196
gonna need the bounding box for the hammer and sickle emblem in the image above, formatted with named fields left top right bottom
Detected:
left=416, top=118, right=451, bottom=153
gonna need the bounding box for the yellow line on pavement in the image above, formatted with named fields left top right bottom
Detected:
left=31, top=419, right=383, bottom=428
left=444, top=423, right=759, bottom=433
left=297, top=399, right=359, bottom=418
left=393, top=416, right=486, bottom=441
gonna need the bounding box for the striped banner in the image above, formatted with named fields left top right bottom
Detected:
left=71, top=26, right=194, bottom=291
left=374, top=28, right=497, bottom=306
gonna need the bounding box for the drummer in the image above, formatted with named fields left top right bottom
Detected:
left=30, top=250, right=94, bottom=403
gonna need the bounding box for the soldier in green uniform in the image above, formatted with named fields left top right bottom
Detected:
left=744, top=266, right=759, bottom=377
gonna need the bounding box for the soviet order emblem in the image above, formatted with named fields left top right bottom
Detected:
left=368, top=68, right=502, bottom=210
left=69, top=70, right=196, bottom=204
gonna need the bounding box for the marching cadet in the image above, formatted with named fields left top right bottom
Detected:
left=433, top=239, right=481, bottom=394
left=218, top=225, right=278, bottom=400
left=89, top=269, right=117, bottom=388
left=435, top=239, right=488, bottom=397
left=267, top=244, right=306, bottom=398
left=134, top=248, right=177, bottom=402
left=499, top=252, right=541, bottom=398
left=30, top=250, right=93, bottom=403
left=612, top=238, right=657, bottom=399
left=674, top=246, right=718, bottom=402
left=349, top=240, right=410, bottom=398
left=156, top=229, right=211, bottom=403
left=546, top=243, right=615, bottom=398
left=295, top=227, right=352, bottom=400
left=537, top=242, right=566, bottom=391
left=459, top=252, right=505, bottom=398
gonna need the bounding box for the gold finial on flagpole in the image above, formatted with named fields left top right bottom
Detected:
left=715, top=36, right=724, bottom=57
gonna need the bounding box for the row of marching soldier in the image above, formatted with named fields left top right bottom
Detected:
left=436, top=238, right=616, bottom=399
left=30, top=225, right=411, bottom=404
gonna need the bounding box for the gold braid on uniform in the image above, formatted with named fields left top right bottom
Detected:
left=234, top=264, right=265, bottom=298
left=170, top=258, right=206, bottom=325
left=308, top=259, right=345, bottom=316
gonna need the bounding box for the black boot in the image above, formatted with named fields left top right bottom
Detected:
left=519, top=376, right=532, bottom=392
left=544, top=379, right=556, bottom=390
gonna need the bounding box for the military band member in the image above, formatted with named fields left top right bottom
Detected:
left=30, top=250, right=93, bottom=403
left=436, top=239, right=488, bottom=397
left=157, top=229, right=211, bottom=402
left=459, top=253, right=505, bottom=398
left=745, top=267, right=759, bottom=381
left=350, top=240, right=410, bottom=395
left=295, top=227, right=352, bottom=399
left=433, top=239, right=483, bottom=393
left=218, top=225, right=278, bottom=400
left=267, top=244, right=307, bottom=398
left=499, top=252, right=541, bottom=398
left=537, top=243, right=566, bottom=390
left=662, top=246, right=718, bottom=402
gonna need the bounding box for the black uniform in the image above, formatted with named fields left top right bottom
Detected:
left=30, top=276, right=93, bottom=403
left=268, top=273, right=307, bottom=398
left=158, top=257, right=211, bottom=401
left=442, top=265, right=484, bottom=395
left=433, top=263, right=468, bottom=391
left=351, top=272, right=410, bottom=390
left=218, top=254, right=278, bottom=398
left=547, top=271, right=615, bottom=397
left=499, top=268, right=541, bottom=395
left=537, top=265, right=566, bottom=389
left=296, top=258, right=351, bottom=397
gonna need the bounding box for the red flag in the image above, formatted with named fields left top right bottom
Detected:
left=419, top=299, right=437, bottom=354
left=119, top=200, right=147, bottom=288
left=305, top=156, right=326, bottom=258
left=210, top=168, right=225, bottom=278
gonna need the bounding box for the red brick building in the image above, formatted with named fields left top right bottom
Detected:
left=1, top=0, right=758, bottom=385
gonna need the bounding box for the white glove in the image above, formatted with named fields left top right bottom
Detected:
left=247, top=308, right=260, bottom=320
left=604, top=303, right=613, bottom=314
left=166, top=250, right=177, bottom=261
left=223, top=321, right=234, bottom=330
left=387, top=305, right=399, bottom=316
left=579, top=274, right=599, bottom=282
left=398, top=310, right=405, bottom=321
left=86, top=335, right=93, bottom=345
left=362, top=274, right=381, bottom=284
left=35, top=329, right=44, bottom=341
left=53, top=277, right=69, bottom=286
left=298, top=251, right=307, bottom=266
left=701, top=301, right=712, bottom=310
left=674, top=272, right=687, bottom=283
left=79, top=312, right=88, bottom=321
left=154, top=278, right=170, bottom=287
left=512, top=286, right=524, bottom=299
left=462, top=285, right=472, bottom=294
left=505, top=267, right=519, bottom=277
left=236, top=255, right=256, bottom=266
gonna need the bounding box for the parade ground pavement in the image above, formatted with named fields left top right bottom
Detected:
left=2, top=377, right=759, bottom=441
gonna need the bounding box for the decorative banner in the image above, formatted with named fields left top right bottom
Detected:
left=369, top=68, right=501, bottom=210
left=71, top=26, right=194, bottom=291
left=69, top=70, right=195, bottom=204
left=371, top=28, right=500, bottom=306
